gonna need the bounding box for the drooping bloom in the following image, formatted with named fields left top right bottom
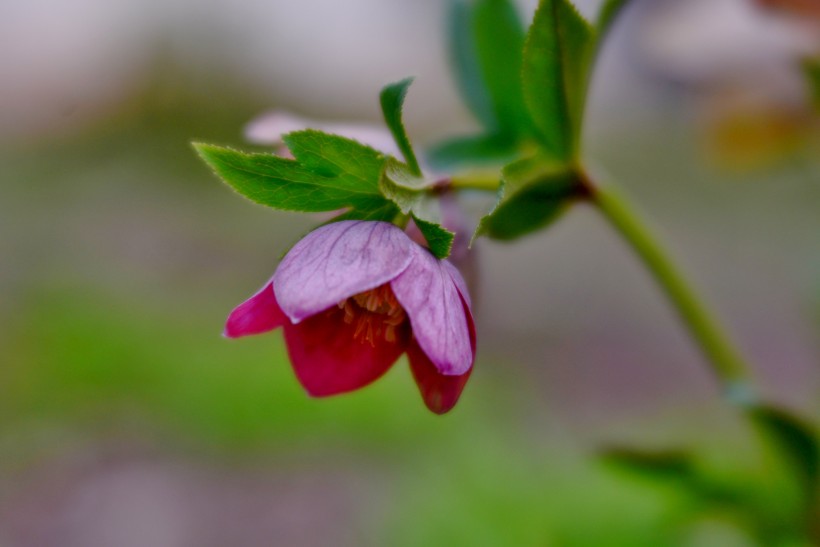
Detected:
left=224, top=220, right=475, bottom=414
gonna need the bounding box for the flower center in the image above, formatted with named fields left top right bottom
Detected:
left=337, top=284, right=406, bottom=346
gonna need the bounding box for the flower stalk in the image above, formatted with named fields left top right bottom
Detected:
left=579, top=168, right=757, bottom=407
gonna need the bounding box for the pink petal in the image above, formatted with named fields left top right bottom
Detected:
left=442, top=259, right=472, bottom=310
left=391, top=246, right=473, bottom=375
left=245, top=109, right=402, bottom=157
left=273, top=221, right=415, bottom=323
left=224, top=280, right=288, bottom=338
left=283, top=306, right=410, bottom=397
left=408, top=295, right=475, bottom=414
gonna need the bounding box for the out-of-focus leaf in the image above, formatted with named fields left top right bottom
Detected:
left=476, top=155, right=579, bottom=240
left=595, top=0, right=631, bottom=48
left=426, top=133, right=519, bottom=170
left=435, top=0, right=530, bottom=172
left=472, top=0, right=532, bottom=137
left=600, top=447, right=747, bottom=512
left=379, top=159, right=454, bottom=259
left=750, top=405, right=819, bottom=507
left=601, top=447, right=697, bottom=484
left=447, top=0, right=498, bottom=130
left=193, top=132, right=389, bottom=213
left=380, top=77, right=422, bottom=176
left=523, top=0, right=595, bottom=160
left=804, top=59, right=820, bottom=112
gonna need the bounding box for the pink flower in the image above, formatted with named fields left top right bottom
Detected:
left=224, top=220, right=475, bottom=414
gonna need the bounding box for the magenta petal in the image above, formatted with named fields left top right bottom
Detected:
left=224, top=280, right=288, bottom=338
left=409, top=293, right=475, bottom=414
left=283, top=306, right=409, bottom=397
left=408, top=340, right=472, bottom=414
left=273, top=221, right=415, bottom=323
left=391, top=246, right=473, bottom=376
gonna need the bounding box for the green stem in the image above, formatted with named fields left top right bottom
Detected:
left=581, top=169, right=757, bottom=407
left=449, top=171, right=504, bottom=192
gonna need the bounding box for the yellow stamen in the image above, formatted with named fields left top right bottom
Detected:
left=338, top=284, right=407, bottom=347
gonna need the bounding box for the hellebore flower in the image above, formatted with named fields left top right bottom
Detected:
left=224, top=220, right=475, bottom=414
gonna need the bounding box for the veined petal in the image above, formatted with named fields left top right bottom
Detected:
left=274, top=221, right=415, bottom=323
left=391, top=246, right=473, bottom=376
left=442, top=259, right=472, bottom=310
left=224, top=280, right=288, bottom=338
left=283, top=306, right=410, bottom=397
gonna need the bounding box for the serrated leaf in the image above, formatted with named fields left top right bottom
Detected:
left=750, top=405, right=819, bottom=507
left=380, top=78, right=422, bottom=176
left=476, top=155, right=580, bottom=240
left=194, top=131, right=391, bottom=214
left=411, top=214, right=455, bottom=259
left=523, top=0, right=595, bottom=160
left=331, top=201, right=401, bottom=223
left=472, top=0, right=532, bottom=137
left=282, top=130, right=385, bottom=190
left=378, top=159, right=432, bottom=213
left=447, top=0, right=498, bottom=130
left=379, top=159, right=454, bottom=259
left=425, top=133, right=519, bottom=170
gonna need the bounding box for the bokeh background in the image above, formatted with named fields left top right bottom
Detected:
left=1, top=0, right=818, bottom=545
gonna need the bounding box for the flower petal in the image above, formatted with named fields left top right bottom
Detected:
left=274, top=221, right=415, bottom=323
left=441, top=259, right=472, bottom=310
left=283, top=306, right=410, bottom=397
left=408, top=296, right=475, bottom=414
left=224, top=280, right=288, bottom=338
left=391, top=246, right=473, bottom=375
left=245, top=109, right=402, bottom=157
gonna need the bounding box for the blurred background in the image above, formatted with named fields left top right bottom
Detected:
left=1, top=0, right=818, bottom=545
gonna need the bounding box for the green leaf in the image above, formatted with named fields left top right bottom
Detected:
left=330, top=201, right=401, bottom=223
left=472, top=0, right=532, bottom=137
left=379, top=159, right=454, bottom=259
left=477, top=155, right=580, bottom=240
left=601, top=447, right=697, bottom=485
left=750, top=405, right=819, bottom=507
left=804, top=58, right=820, bottom=112
left=599, top=447, right=747, bottom=509
left=523, top=0, right=595, bottom=160
left=426, top=133, right=519, bottom=171
left=447, top=0, right=498, bottom=130
left=378, top=159, right=431, bottom=213
left=411, top=214, right=455, bottom=260
left=596, top=0, right=631, bottom=46
left=380, top=78, right=422, bottom=176
left=194, top=131, right=390, bottom=214
left=282, top=130, right=384, bottom=189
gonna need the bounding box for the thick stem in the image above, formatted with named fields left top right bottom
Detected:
left=581, top=169, right=756, bottom=407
